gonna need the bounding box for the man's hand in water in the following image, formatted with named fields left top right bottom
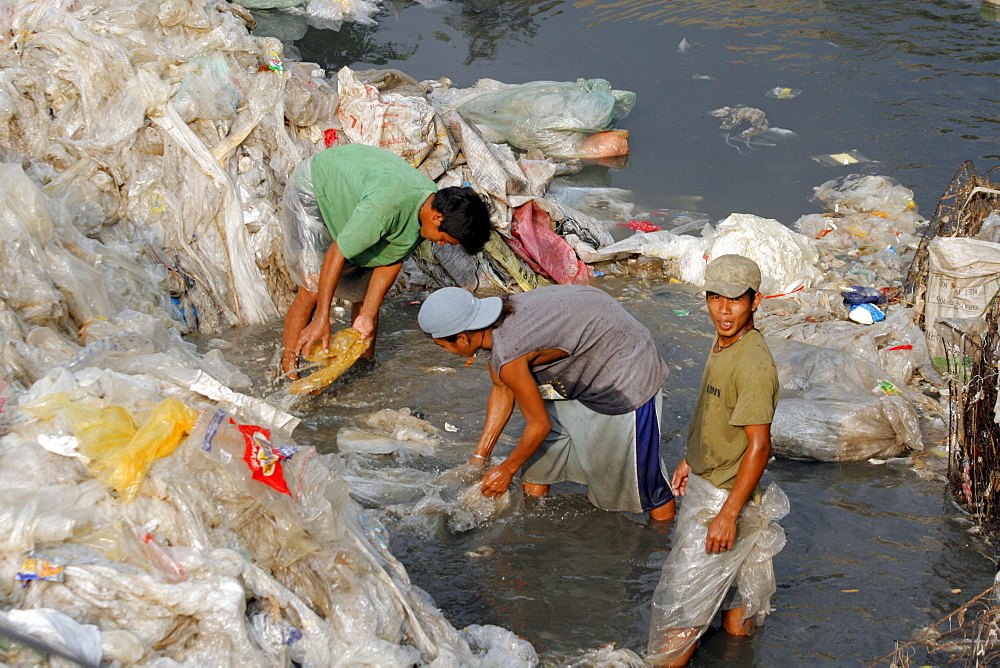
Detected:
left=295, top=317, right=330, bottom=361
left=480, top=464, right=514, bottom=497
left=352, top=313, right=376, bottom=339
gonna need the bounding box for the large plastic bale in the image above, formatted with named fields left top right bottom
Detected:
left=922, top=236, right=1000, bottom=372
left=709, top=213, right=823, bottom=295
left=457, top=78, right=635, bottom=159
left=767, top=338, right=923, bottom=461
left=336, top=67, right=454, bottom=178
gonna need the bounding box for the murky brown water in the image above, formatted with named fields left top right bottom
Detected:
left=202, top=275, right=995, bottom=664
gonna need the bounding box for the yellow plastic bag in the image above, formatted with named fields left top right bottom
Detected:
left=98, top=398, right=198, bottom=502
left=20, top=394, right=197, bottom=502
left=288, top=327, right=369, bottom=396
left=19, top=393, right=137, bottom=458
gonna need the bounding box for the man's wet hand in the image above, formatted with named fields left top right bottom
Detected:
left=353, top=313, right=376, bottom=339
left=296, top=318, right=330, bottom=360
left=705, top=514, right=737, bottom=553
left=480, top=465, right=513, bottom=497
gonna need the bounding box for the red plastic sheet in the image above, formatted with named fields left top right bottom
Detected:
left=505, top=201, right=590, bottom=285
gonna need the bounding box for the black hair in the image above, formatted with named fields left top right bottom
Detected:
left=432, top=187, right=492, bottom=255
left=438, top=298, right=514, bottom=342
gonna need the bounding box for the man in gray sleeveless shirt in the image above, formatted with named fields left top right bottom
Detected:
left=418, top=285, right=675, bottom=519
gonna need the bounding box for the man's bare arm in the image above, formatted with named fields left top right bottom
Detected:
left=705, top=423, right=771, bottom=553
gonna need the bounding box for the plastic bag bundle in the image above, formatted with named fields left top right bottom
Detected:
left=767, top=338, right=923, bottom=461
left=457, top=78, right=635, bottom=159
left=812, top=174, right=916, bottom=218
left=647, top=474, right=788, bottom=665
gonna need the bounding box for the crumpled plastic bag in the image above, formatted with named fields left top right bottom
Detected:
left=708, top=213, right=823, bottom=296
left=647, top=474, right=788, bottom=665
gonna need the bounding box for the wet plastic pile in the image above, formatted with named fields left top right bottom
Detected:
left=0, top=0, right=947, bottom=660
left=0, top=0, right=556, bottom=663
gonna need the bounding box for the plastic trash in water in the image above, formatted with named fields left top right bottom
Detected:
left=841, top=285, right=887, bottom=306
left=672, top=309, right=691, bottom=317
left=287, top=327, right=369, bottom=395
left=848, top=303, right=886, bottom=324
left=619, top=220, right=662, bottom=233
left=812, top=150, right=872, bottom=167
left=766, top=87, right=802, bottom=99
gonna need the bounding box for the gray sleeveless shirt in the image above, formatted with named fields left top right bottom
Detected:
left=489, top=285, right=669, bottom=415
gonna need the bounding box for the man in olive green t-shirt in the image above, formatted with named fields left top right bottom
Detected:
left=647, top=254, right=782, bottom=666
left=279, top=144, right=491, bottom=378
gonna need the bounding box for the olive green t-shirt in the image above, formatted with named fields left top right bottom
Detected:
left=686, top=330, right=779, bottom=490
left=308, top=144, right=436, bottom=268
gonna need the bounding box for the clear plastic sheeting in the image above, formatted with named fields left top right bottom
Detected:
left=767, top=338, right=923, bottom=461
left=646, top=475, right=788, bottom=666
left=342, top=457, right=522, bottom=536
left=461, top=623, right=538, bottom=666
left=2, top=392, right=487, bottom=664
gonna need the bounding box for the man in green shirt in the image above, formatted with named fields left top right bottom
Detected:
left=647, top=254, right=787, bottom=666
left=280, top=144, right=491, bottom=378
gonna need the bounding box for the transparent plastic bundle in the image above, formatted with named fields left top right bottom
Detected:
left=283, top=62, right=338, bottom=127
left=457, top=78, right=635, bottom=159
left=461, top=623, right=538, bottom=666
left=767, top=338, right=922, bottom=461
left=646, top=474, right=788, bottom=666
left=811, top=174, right=916, bottom=218
left=355, top=408, right=441, bottom=449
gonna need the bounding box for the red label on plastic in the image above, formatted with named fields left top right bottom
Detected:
left=237, top=423, right=290, bottom=495
left=323, top=128, right=338, bottom=148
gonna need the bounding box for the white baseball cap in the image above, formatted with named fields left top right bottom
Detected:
left=418, top=287, right=503, bottom=339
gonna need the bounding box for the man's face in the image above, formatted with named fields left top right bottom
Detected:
left=706, top=291, right=761, bottom=341
left=432, top=333, right=475, bottom=357
left=419, top=207, right=460, bottom=246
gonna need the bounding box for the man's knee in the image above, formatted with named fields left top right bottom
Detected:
left=722, top=607, right=752, bottom=636
left=523, top=482, right=549, bottom=497
left=649, top=498, right=676, bottom=521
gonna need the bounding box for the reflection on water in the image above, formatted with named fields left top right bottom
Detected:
left=289, top=0, right=999, bottom=223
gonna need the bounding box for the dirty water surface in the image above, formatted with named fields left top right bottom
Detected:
left=204, top=279, right=995, bottom=665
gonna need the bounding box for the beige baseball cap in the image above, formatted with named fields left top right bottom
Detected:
left=702, top=254, right=762, bottom=298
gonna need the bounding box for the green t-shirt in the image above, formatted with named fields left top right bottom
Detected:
left=308, top=144, right=437, bottom=268
left=686, top=330, right=779, bottom=490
